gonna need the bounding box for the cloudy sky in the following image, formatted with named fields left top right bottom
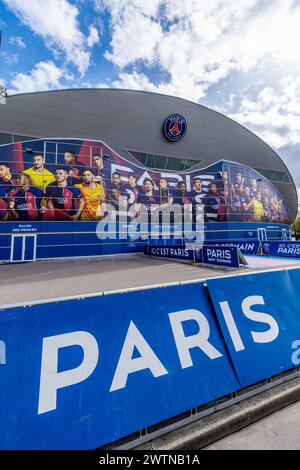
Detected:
left=0, top=0, right=299, bottom=203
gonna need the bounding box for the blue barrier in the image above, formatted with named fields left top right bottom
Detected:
left=261, top=241, right=300, bottom=258
left=207, top=269, right=300, bottom=387
left=144, top=245, right=196, bottom=262
left=2, top=266, right=300, bottom=449
left=0, top=283, right=239, bottom=449
left=202, top=245, right=240, bottom=268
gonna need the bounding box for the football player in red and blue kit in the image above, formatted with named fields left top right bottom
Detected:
left=7, top=173, right=43, bottom=221
left=137, top=178, right=160, bottom=209
left=124, top=173, right=140, bottom=205
left=0, top=187, right=8, bottom=220
left=63, top=151, right=84, bottom=185
left=44, top=168, right=85, bottom=220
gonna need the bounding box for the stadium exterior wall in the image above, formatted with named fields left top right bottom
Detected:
left=0, top=88, right=297, bottom=220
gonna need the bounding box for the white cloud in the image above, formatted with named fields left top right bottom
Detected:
left=2, top=0, right=98, bottom=74
left=229, top=76, right=300, bottom=150
left=9, top=61, right=67, bottom=93
left=101, top=0, right=300, bottom=104
left=104, top=2, right=163, bottom=68
left=87, top=25, right=100, bottom=48
left=9, top=35, right=26, bottom=48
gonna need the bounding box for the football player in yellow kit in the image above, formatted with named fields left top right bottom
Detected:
left=75, top=168, right=106, bottom=220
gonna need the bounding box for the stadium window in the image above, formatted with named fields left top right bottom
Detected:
left=146, top=154, right=167, bottom=170
left=166, top=157, right=186, bottom=171
left=128, top=151, right=200, bottom=172
left=282, top=173, right=292, bottom=183
left=0, top=132, right=13, bottom=144
left=184, top=158, right=201, bottom=171
left=13, top=134, right=37, bottom=142
left=272, top=171, right=285, bottom=183
left=255, top=167, right=292, bottom=184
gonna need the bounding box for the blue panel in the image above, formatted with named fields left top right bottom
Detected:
left=203, top=240, right=260, bottom=254
left=12, top=236, right=23, bottom=261
left=207, top=270, right=300, bottom=387
left=202, top=245, right=240, bottom=268
left=0, top=247, right=10, bottom=262
left=144, top=245, right=195, bottom=261
left=24, top=236, right=35, bottom=261
left=261, top=241, right=300, bottom=257
left=0, top=283, right=239, bottom=449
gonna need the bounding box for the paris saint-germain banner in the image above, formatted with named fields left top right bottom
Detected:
left=261, top=241, right=300, bottom=257
left=144, top=245, right=195, bottom=261
left=204, top=240, right=260, bottom=255
left=202, top=245, right=240, bottom=268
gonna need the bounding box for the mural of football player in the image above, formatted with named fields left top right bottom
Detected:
left=7, top=173, right=44, bottom=221
left=124, top=173, right=140, bottom=206
left=63, top=151, right=84, bottom=185
left=190, top=177, right=205, bottom=223
left=203, top=182, right=225, bottom=222
left=75, top=168, right=106, bottom=221
left=92, top=154, right=109, bottom=189
left=23, top=153, right=55, bottom=192
left=44, top=168, right=85, bottom=221
left=159, top=177, right=173, bottom=208
left=0, top=162, right=14, bottom=192
left=107, top=172, right=128, bottom=212
left=227, top=182, right=241, bottom=221
left=240, top=186, right=254, bottom=221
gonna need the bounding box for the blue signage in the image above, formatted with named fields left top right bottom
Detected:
left=261, top=241, right=300, bottom=258
left=163, top=114, right=187, bottom=142
left=207, top=269, right=300, bottom=387
left=204, top=240, right=260, bottom=255
left=144, top=245, right=195, bottom=262
left=202, top=245, right=240, bottom=268
left=0, top=283, right=239, bottom=449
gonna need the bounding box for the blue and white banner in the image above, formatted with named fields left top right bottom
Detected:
left=202, top=245, right=240, bottom=268
left=207, top=269, right=300, bottom=387
left=144, top=245, right=195, bottom=261
left=261, top=241, right=300, bottom=258
left=0, top=283, right=239, bottom=449
left=204, top=240, right=260, bottom=255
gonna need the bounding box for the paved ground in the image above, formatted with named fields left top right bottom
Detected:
left=205, top=399, right=300, bottom=450
left=0, top=253, right=299, bottom=307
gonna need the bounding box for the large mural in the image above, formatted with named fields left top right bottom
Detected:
left=0, top=138, right=290, bottom=224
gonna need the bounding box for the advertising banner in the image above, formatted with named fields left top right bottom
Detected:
left=202, top=245, right=240, bottom=268
left=207, top=269, right=300, bottom=387
left=204, top=240, right=260, bottom=255
left=0, top=283, right=239, bottom=449
left=144, top=244, right=195, bottom=262
left=261, top=241, right=300, bottom=258
left=0, top=138, right=290, bottom=227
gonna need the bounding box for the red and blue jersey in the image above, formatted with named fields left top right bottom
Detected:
left=9, top=186, right=43, bottom=220
left=0, top=187, right=8, bottom=220
left=45, top=183, right=82, bottom=214
left=137, top=192, right=160, bottom=209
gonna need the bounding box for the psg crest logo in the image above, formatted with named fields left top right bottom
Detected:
left=163, top=114, right=187, bottom=142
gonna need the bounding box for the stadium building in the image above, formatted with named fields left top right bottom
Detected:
left=0, top=88, right=297, bottom=263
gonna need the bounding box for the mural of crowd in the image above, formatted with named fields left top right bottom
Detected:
left=0, top=139, right=290, bottom=224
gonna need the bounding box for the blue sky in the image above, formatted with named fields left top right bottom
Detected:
left=0, top=0, right=300, bottom=200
